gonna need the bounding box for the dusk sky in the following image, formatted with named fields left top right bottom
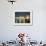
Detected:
left=15, top=12, right=30, bottom=17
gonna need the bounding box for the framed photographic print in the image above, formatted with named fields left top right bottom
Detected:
left=14, top=10, right=33, bottom=26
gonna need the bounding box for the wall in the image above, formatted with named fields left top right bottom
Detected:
left=0, top=0, right=46, bottom=42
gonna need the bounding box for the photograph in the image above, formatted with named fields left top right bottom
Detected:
left=15, top=10, right=32, bottom=26
left=15, top=12, right=30, bottom=23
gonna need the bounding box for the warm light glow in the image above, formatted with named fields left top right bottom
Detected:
left=26, top=16, right=30, bottom=19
